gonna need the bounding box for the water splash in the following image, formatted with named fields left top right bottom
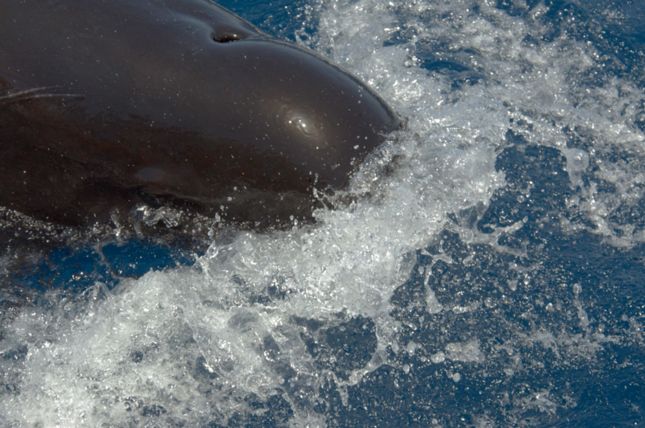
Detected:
left=1, top=0, right=643, bottom=426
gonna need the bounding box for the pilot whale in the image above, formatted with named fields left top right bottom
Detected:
left=0, top=0, right=399, bottom=230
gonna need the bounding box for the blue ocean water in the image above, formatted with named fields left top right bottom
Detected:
left=1, top=0, right=643, bottom=426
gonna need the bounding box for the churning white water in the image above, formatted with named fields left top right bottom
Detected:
left=1, top=0, right=643, bottom=426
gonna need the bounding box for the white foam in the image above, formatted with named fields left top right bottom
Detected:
left=2, top=0, right=643, bottom=425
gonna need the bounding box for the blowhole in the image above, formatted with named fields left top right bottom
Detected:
left=212, top=32, right=241, bottom=43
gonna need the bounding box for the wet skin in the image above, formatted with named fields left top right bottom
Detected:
left=0, top=0, right=400, bottom=228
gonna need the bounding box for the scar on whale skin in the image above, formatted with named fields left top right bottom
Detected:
left=0, top=0, right=401, bottom=233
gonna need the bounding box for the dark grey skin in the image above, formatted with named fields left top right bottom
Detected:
left=0, top=0, right=400, bottom=230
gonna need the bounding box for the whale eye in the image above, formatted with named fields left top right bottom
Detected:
left=212, top=32, right=241, bottom=43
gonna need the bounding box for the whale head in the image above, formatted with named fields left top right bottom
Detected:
left=0, top=0, right=401, bottom=228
